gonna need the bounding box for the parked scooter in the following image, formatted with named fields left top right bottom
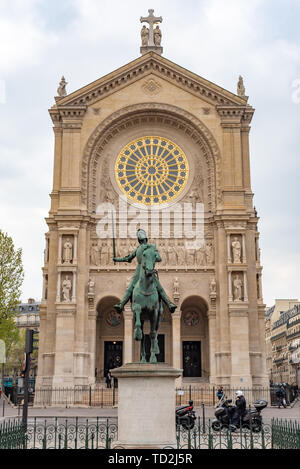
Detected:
left=211, top=395, right=267, bottom=432
left=176, top=400, right=197, bottom=430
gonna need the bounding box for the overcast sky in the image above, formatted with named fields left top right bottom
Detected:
left=0, top=0, right=299, bottom=307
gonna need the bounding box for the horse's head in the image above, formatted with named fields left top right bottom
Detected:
left=142, top=244, right=156, bottom=277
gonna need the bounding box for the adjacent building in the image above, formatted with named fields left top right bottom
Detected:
left=265, top=299, right=300, bottom=386
left=15, top=298, right=40, bottom=329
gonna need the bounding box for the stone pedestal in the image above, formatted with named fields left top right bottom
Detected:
left=111, top=363, right=182, bottom=449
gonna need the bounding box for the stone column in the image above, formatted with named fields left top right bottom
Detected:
left=172, top=312, right=182, bottom=386
left=34, top=306, right=47, bottom=390
left=73, top=235, right=78, bottom=263
left=88, top=311, right=97, bottom=385
left=172, top=312, right=181, bottom=369
left=227, top=234, right=232, bottom=263
left=56, top=272, right=61, bottom=303
left=124, top=306, right=133, bottom=364
left=58, top=236, right=62, bottom=264
left=74, top=225, right=89, bottom=386
left=208, top=309, right=217, bottom=384
left=258, top=273, right=263, bottom=301
left=49, top=126, right=62, bottom=214
left=243, top=271, right=248, bottom=302
left=242, top=234, right=247, bottom=263
left=72, top=272, right=77, bottom=303
left=42, top=274, right=47, bottom=302
left=228, top=271, right=233, bottom=302
left=257, top=306, right=269, bottom=386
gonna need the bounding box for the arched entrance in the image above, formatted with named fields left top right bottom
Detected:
left=96, top=296, right=123, bottom=382
left=181, top=296, right=209, bottom=382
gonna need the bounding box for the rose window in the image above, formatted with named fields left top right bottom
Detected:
left=115, top=136, right=189, bottom=205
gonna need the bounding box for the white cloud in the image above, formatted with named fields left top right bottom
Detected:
left=0, top=0, right=58, bottom=73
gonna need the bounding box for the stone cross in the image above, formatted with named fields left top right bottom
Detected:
left=140, top=9, right=162, bottom=47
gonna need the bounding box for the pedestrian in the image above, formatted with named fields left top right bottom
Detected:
left=292, top=382, right=298, bottom=400
left=106, top=371, right=112, bottom=389
left=216, top=386, right=224, bottom=401
left=276, top=385, right=287, bottom=408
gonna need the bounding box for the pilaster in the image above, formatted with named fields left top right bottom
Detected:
left=228, top=303, right=252, bottom=387
left=52, top=305, right=76, bottom=387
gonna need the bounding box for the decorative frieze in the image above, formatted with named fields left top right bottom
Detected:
left=89, top=238, right=215, bottom=271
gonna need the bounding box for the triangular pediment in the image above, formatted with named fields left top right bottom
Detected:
left=52, top=52, right=248, bottom=110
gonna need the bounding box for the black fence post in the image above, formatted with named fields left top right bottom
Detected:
left=89, top=386, right=92, bottom=407
left=213, top=386, right=215, bottom=407
left=202, top=403, right=206, bottom=433
left=189, top=385, right=192, bottom=402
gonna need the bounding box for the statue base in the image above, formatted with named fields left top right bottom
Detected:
left=111, top=362, right=182, bottom=449
left=140, top=46, right=163, bottom=56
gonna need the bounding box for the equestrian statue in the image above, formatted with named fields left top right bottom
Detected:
left=113, top=229, right=177, bottom=363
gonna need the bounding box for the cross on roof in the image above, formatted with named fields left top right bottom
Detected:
left=140, top=9, right=162, bottom=47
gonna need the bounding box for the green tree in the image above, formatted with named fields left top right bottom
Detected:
left=0, top=230, right=24, bottom=365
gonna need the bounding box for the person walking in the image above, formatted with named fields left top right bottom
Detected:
left=276, top=385, right=287, bottom=408
left=106, top=371, right=112, bottom=389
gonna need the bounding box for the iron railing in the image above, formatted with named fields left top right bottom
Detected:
left=271, top=419, right=300, bottom=449
left=31, top=385, right=299, bottom=408
left=0, top=420, right=26, bottom=449
left=1, top=417, right=299, bottom=449
left=174, top=386, right=298, bottom=407
left=34, top=386, right=118, bottom=407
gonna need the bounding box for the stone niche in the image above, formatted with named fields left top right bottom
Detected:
left=231, top=272, right=244, bottom=302
left=230, top=234, right=243, bottom=264
left=60, top=272, right=74, bottom=303
left=62, top=235, right=74, bottom=265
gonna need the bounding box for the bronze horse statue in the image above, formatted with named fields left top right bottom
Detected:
left=132, top=244, right=163, bottom=363
left=113, top=229, right=177, bottom=363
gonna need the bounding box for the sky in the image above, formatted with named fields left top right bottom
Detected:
left=0, top=0, right=299, bottom=307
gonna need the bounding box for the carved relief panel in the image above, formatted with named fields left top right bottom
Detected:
left=89, top=237, right=215, bottom=271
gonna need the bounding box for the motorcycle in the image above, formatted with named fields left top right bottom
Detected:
left=211, top=396, right=267, bottom=432
left=176, top=400, right=197, bottom=430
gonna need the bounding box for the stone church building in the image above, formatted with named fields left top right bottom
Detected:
left=36, top=12, right=268, bottom=389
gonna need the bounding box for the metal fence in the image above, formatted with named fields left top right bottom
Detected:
left=271, top=419, right=300, bottom=449
left=32, top=385, right=298, bottom=408
left=0, top=420, right=25, bottom=449
left=1, top=417, right=299, bottom=449
left=34, top=386, right=119, bottom=407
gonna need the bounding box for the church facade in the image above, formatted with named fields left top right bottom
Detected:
left=37, top=21, right=268, bottom=389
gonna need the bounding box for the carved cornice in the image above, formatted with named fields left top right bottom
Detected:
left=53, top=53, right=248, bottom=109
left=81, top=103, right=223, bottom=212
left=216, top=105, right=254, bottom=129
left=49, top=105, right=87, bottom=129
